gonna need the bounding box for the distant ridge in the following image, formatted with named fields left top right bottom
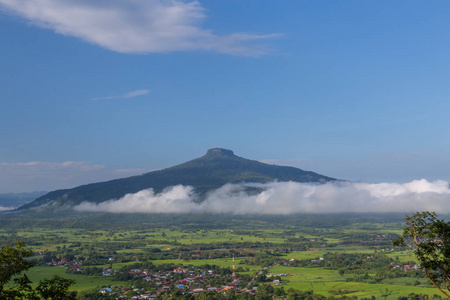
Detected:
left=18, top=148, right=337, bottom=211
left=0, top=191, right=47, bottom=208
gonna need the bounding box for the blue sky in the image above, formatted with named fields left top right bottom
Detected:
left=1, top=0, right=450, bottom=193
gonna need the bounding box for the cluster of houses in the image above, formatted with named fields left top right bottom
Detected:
left=46, top=257, right=119, bottom=277
left=104, top=267, right=261, bottom=299
left=47, top=257, right=85, bottom=272
left=391, top=262, right=422, bottom=271
left=102, top=268, right=116, bottom=276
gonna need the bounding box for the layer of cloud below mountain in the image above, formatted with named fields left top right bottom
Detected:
left=0, top=206, right=15, bottom=211
left=74, top=179, right=450, bottom=214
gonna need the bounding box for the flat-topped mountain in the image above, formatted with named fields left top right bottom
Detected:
left=18, top=148, right=337, bottom=210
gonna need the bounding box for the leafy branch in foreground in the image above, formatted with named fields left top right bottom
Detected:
left=0, top=242, right=76, bottom=300
left=393, top=211, right=450, bottom=298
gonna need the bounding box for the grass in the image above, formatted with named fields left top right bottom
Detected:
left=268, top=265, right=442, bottom=299
left=25, top=266, right=127, bottom=292
left=386, top=250, right=416, bottom=263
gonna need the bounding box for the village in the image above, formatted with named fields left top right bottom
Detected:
left=41, top=253, right=424, bottom=299
left=108, top=266, right=259, bottom=299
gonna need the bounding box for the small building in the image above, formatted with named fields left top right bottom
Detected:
left=100, top=288, right=112, bottom=294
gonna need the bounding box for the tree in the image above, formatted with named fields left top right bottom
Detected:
left=255, top=283, right=274, bottom=300
left=36, top=276, right=76, bottom=300
left=0, top=242, right=36, bottom=299
left=0, top=242, right=76, bottom=300
left=393, top=211, right=450, bottom=298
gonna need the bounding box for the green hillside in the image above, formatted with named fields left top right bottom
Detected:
left=18, top=148, right=336, bottom=210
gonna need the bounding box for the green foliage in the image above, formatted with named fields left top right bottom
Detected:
left=398, top=293, right=445, bottom=300
left=0, top=242, right=75, bottom=300
left=256, top=283, right=274, bottom=299
left=394, top=211, right=450, bottom=298
left=286, top=288, right=326, bottom=300
left=76, top=289, right=116, bottom=300
left=0, top=242, right=36, bottom=299
left=35, top=275, right=76, bottom=300
left=194, top=291, right=224, bottom=299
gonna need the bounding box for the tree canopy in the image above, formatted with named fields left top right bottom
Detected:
left=0, top=242, right=75, bottom=300
left=394, top=211, right=450, bottom=298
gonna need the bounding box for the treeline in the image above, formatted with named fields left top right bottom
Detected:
left=0, top=212, right=410, bottom=231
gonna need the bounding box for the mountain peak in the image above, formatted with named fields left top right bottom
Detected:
left=204, top=148, right=235, bottom=158
left=18, top=148, right=337, bottom=211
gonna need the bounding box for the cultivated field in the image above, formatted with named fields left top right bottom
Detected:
left=0, top=212, right=445, bottom=299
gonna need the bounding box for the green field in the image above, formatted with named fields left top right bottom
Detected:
left=267, top=265, right=438, bottom=299
left=0, top=212, right=444, bottom=299
left=23, top=266, right=125, bottom=292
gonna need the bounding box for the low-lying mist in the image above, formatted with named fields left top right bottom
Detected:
left=73, top=179, right=450, bottom=214
left=0, top=206, right=15, bottom=212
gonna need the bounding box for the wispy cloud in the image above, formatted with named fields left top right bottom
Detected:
left=0, top=206, right=15, bottom=211
left=92, top=89, right=150, bottom=100
left=0, top=161, right=105, bottom=190
left=74, top=179, right=450, bottom=214
left=0, top=160, right=147, bottom=193
left=0, top=161, right=104, bottom=171
left=0, top=0, right=278, bottom=56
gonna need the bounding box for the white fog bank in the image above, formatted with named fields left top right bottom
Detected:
left=0, top=206, right=16, bottom=211
left=73, top=179, right=450, bottom=214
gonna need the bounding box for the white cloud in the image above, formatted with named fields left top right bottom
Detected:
left=92, top=89, right=150, bottom=100
left=0, top=0, right=278, bottom=56
left=75, top=185, right=198, bottom=213
left=73, top=179, right=450, bottom=214
left=0, top=206, right=15, bottom=211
